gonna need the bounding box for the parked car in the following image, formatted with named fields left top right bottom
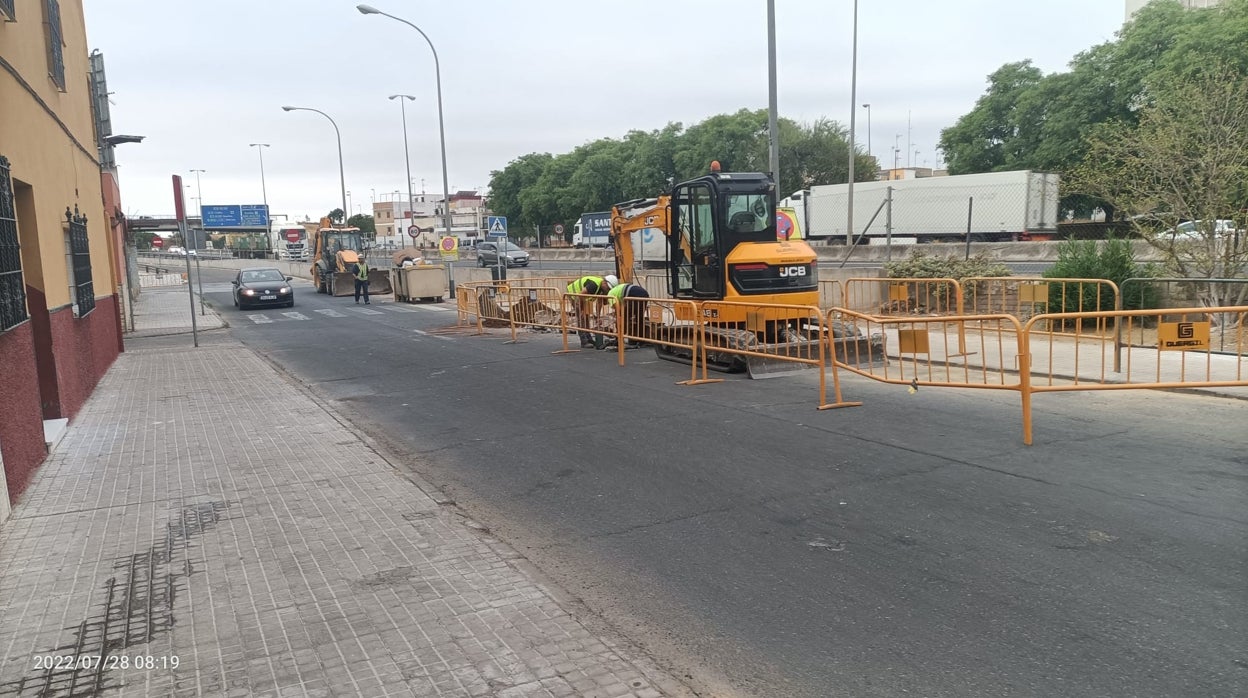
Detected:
left=476, top=241, right=530, bottom=267
left=1166, top=219, right=1238, bottom=239
left=232, top=267, right=294, bottom=309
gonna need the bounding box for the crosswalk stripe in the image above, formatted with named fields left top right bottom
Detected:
left=378, top=304, right=418, bottom=312
left=313, top=309, right=346, bottom=318
left=282, top=311, right=309, bottom=321
left=411, top=329, right=455, bottom=342
left=248, top=314, right=273, bottom=324
left=348, top=307, right=384, bottom=315
left=420, top=304, right=452, bottom=312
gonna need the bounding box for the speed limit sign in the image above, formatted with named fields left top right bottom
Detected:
left=554, top=223, right=565, bottom=235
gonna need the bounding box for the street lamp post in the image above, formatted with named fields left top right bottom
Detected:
left=390, top=94, right=417, bottom=249
left=281, top=106, right=348, bottom=227
left=861, top=103, right=872, bottom=161
left=766, top=0, right=779, bottom=181
left=189, top=168, right=206, bottom=314
left=845, top=0, right=859, bottom=245
left=357, top=4, right=455, bottom=292
left=248, top=143, right=270, bottom=215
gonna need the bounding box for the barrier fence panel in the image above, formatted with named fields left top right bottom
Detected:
left=456, top=285, right=475, bottom=326
left=817, top=279, right=842, bottom=312
left=693, top=301, right=859, bottom=408
left=611, top=296, right=706, bottom=384
left=830, top=308, right=1026, bottom=388
left=843, top=277, right=962, bottom=317
left=1026, top=306, right=1248, bottom=391
left=965, top=277, right=1120, bottom=340
left=634, top=272, right=671, bottom=300
left=1117, top=278, right=1248, bottom=368
left=503, top=286, right=568, bottom=343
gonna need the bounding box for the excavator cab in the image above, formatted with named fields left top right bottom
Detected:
left=668, top=168, right=818, bottom=308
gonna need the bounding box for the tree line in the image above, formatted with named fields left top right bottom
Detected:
left=486, top=109, right=876, bottom=245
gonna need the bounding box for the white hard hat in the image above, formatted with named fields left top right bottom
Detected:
left=604, top=274, right=619, bottom=288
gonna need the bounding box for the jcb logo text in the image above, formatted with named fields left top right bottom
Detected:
left=778, top=266, right=807, bottom=277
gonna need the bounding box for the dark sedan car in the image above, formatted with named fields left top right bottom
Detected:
left=232, top=267, right=294, bottom=309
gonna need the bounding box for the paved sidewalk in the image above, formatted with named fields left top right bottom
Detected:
left=129, top=286, right=225, bottom=338
left=0, top=334, right=686, bottom=697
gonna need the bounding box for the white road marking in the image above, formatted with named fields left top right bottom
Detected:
left=411, top=329, right=455, bottom=342
left=313, top=309, right=346, bottom=318
left=348, top=307, right=384, bottom=315
left=378, top=304, right=418, bottom=312
left=281, top=312, right=309, bottom=321
left=248, top=314, right=273, bottom=324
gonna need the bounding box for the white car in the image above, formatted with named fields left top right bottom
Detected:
left=1166, top=219, right=1238, bottom=239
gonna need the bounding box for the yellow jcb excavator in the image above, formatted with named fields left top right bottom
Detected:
left=309, top=218, right=392, bottom=296
left=610, top=163, right=873, bottom=377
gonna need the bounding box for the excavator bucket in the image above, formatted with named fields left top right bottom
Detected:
left=746, top=353, right=819, bottom=380
left=367, top=269, right=392, bottom=294
left=331, top=272, right=356, bottom=297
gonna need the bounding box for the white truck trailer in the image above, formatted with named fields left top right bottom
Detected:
left=782, top=170, right=1060, bottom=244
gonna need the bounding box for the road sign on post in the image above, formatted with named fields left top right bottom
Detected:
left=487, top=216, right=507, bottom=238
left=408, top=225, right=420, bottom=239
left=554, top=223, right=564, bottom=235
left=151, top=236, right=164, bottom=249
left=439, top=235, right=459, bottom=261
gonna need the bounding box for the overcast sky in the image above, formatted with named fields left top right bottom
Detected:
left=84, top=0, right=1126, bottom=222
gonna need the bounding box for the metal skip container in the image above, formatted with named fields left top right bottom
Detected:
left=391, top=247, right=445, bottom=303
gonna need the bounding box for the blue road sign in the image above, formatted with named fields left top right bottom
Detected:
left=201, top=205, right=242, bottom=227
left=200, top=204, right=268, bottom=228
left=240, top=204, right=269, bottom=227
left=487, top=216, right=507, bottom=238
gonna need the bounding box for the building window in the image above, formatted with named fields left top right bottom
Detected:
left=44, top=0, right=65, bottom=90
left=0, top=156, right=28, bottom=331
left=64, top=206, right=94, bottom=317
left=1, top=0, right=16, bottom=22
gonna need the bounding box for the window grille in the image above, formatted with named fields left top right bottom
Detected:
left=45, top=0, right=65, bottom=90
left=0, top=156, right=27, bottom=331
left=1, top=0, right=16, bottom=22
left=65, top=206, right=94, bottom=317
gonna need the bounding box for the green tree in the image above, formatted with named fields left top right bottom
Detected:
left=327, top=208, right=345, bottom=225
left=1068, top=66, right=1248, bottom=304
left=486, top=109, right=871, bottom=233
left=347, top=213, right=376, bottom=239
left=938, top=0, right=1248, bottom=216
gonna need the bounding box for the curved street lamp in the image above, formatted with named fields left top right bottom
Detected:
left=357, top=4, right=455, bottom=287
left=390, top=94, right=417, bottom=244
left=248, top=143, right=270, bottom=215
left=281, top=106, right=348, bottom=226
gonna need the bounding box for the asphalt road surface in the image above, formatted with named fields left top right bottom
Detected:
left=191, top=266, right=1246, bottom=698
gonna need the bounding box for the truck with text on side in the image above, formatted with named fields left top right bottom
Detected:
left=572, top=212, right=612, bottom=248
left=309, top=218, right=392, bottom=296
left=782, top=170, right=1060, bottom=244
left=610, top=162, right=875, bottom=378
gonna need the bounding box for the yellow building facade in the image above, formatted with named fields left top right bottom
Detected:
left=1, top=0, right=124, bottom=507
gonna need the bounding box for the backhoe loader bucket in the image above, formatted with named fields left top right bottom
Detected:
left=367, top=269, right=393, bottom=294
left=331, top=272, right=356, bottom=297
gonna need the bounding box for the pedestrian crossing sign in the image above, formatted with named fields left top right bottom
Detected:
left=487, top=216, right=507, bottom=237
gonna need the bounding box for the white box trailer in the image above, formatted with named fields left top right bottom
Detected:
left=784, top=170, right=1060, bottom=243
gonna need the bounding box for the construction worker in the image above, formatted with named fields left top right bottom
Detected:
left=353, top=257, right=370, bottom=304
left=567, top=274, right=615, bottom=348
left=606, top=281, right=650, bottom=347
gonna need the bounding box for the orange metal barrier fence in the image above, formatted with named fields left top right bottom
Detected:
left=962, top=277, right=1119, bottom=339
left=842, top=277, right=962, bottom=317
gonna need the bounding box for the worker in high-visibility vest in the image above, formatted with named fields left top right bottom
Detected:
left=353, top=258, right=370, bottom=304
left=566, top=274, right=615, bottom=348
left=606, top=281, right=650, bottom=347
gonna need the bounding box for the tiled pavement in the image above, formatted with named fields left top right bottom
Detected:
left=129, top=287, right=225, bottom=337
left=0, top=305, right=687, bottom=697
